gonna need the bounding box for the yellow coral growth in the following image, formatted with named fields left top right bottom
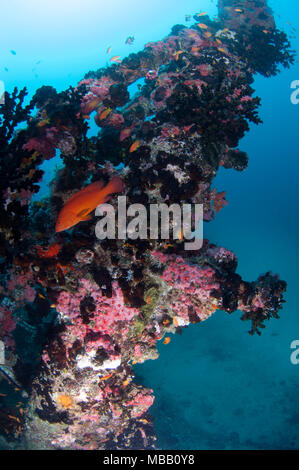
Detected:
left=57, top=394, right=73, bottom=409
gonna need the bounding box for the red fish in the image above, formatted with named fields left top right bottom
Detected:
left=35, top=243, right=62, bottom=258
left=55, top=176, right=123, bottom=232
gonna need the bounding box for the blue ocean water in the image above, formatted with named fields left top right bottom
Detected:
left=1, top=0, right=298, bottom=450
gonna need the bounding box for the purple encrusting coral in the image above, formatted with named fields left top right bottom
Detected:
left=0, top=0, right=293, bottom=449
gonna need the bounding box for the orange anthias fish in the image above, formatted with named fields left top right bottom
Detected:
left=55, top=176, right=123, bottom=232
left=191, top=46, right=201, bottom=53
left=129, top=140, right=140, bottom=153
left=173, top=50, right=184, bottom=61
left=99, top=107, right=112, bottom=120
left=36, top=118, right=50, bottom=128
left=110, top=56, right=122, bottom=63
left=197, top=23, right=208, bottom=30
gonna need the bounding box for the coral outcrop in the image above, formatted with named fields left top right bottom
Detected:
left=0, top=0, right=292, bottom=449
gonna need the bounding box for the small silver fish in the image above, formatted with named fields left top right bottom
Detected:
left=0, top=365, right=28, bottom=397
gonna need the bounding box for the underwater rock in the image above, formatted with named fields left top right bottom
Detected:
left=0, top=0, right=293, bottom=449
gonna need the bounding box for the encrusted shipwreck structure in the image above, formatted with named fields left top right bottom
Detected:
left=0, top=0, right=294, bottom=449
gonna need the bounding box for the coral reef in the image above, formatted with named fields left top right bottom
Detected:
left=0, top=0, right=292, bottom=449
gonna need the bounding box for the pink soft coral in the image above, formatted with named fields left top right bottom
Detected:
left=153, top=251, right=220, bottom=322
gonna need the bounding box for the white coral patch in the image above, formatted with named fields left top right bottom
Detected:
left=76, top=351, right=121, bottom=371
left=166, top=164, right=189, bottom=184
left=98, top=357, right=121, bottom=370
left=176, top=316, right=190, bottom=326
